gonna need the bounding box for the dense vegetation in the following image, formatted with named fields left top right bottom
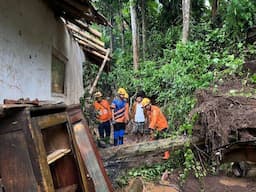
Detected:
left=85, top=0, right=256, bottom=185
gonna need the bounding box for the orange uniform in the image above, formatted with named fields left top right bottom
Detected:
left=93, top=99, right=112, bottom=123
left=147, top=105, right=168, bottom=131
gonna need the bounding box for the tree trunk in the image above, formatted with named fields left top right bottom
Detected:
left=141, top=0, right=146, bottom=61
left=118, top=0, right=125, bottom=50
left=211, top=0, right=218, bottom=22
left=182, top=0, right=190, bottom=43
left=109, top=16, right=114, bottom=52
left=130, top=0, right=139, bottom=70
left=101, top=136, right=202, bottom=184
left=100, top=136, right=200, bottom=162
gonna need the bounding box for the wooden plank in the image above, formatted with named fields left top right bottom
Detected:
left=67, top=105, right=113, bottom=192
left=68, top=110, right=83, bottom=124
left=2, top=104, right=33, bottom=109
left=0, top=130, right=38, bottom=191
left=0, top=109, right=24, bottom=134
left=67, top=23, right=103, bottom=44
left=66, top=109, right=96, bottom=192
left=51, top=156, right=80, bottom=190
left=29, top=111, right=55, bottom=192
left=81, top=45, right=110, bottom=61
left=33, top=112, right=67, bottom=129
left=63, top=16, right=102, bottom=38
left=73, top=33, right=105, bottom=51
left=75, top=20, right=102, bottom=38
left=89, top=48, right=111, bottom=95
left=71, top=33, right=107, bottom=54
left=47, top=149, right=71, bottom=164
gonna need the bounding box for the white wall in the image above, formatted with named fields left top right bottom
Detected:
left=0, top=0, right=85, bottom=104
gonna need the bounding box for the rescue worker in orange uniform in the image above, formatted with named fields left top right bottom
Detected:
left=141, top=98, right=170, bottom=160
left=111, top=88, right=129, bottom=146
left=93, top=91, right=112, bottom=145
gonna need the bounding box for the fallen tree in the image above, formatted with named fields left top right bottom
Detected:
left=100, top=136, right=201, bottom=163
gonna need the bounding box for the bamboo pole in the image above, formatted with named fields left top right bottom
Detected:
left=89, top=49, right=111, bottom=95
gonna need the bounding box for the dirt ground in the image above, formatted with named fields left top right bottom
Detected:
left=118, top=174, right=256, bottom=192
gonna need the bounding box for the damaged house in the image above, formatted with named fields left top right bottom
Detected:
left=0, top=0, right=113, bottom=192
left=0, top=0, right=110, bottom=104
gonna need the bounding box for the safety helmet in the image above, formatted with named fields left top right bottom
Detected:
left=94, top=91, right=103, bottom=98
left=117, top=88, right=126, bottom=95
left=124, top=92, right=129, bottom=99
left=141, top=98, right=151, bottom=107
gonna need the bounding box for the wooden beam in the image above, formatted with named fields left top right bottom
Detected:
left=75, top=28, right=105, bottom=48
left=75, top=35, right=107, bottom=55
left=67, top=24, right=104, bottom=47
left=33, top=112, right=67, bottom=129
left=78, top=40, right=110, bottom=60
left=82, top=46, right=110, bottom=61
left=73, top=33, right=104, bottom=50
left=47, top=148, right=71, bottom=164
left=73, top=20, right=102, bottom=38
left=89, top=49, right=111, bottom=95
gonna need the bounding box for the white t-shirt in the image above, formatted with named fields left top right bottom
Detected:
left=135, top=103, right=145, bottom=123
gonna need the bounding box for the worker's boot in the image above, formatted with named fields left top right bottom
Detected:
left=119, top=137, right=124, bottom=145
left=114, top=131, right=119, bottom=146
left=97, top=139, right=106, bottom=148
left=162, top=151, right=170, bottom=160
left=114, top=139, right=118, bottom=146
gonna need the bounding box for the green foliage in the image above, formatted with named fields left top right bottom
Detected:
left=127, top=150, right=184, bottom=181
left=180, top=146, right=206, bottom=184
left=92, top=0, right=256, bottom=184
left=220, top=0, right=256, bottom=40
left=110, top=41, right=244, bottom=131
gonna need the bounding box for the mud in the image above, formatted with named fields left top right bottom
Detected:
left=183, top=174, right=256, bottom=192
left=118, top=174, right=256, bottom=192
left=191, top=80, right=256, bottom=152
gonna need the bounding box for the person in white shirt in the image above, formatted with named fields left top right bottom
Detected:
left=131, top=91, right=146, bottom=142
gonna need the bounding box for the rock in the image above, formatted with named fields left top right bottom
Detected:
left=128, top=178, right=143, bottom=192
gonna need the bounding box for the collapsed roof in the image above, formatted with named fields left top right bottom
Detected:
left=46, top=0, right=111, bottom=65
